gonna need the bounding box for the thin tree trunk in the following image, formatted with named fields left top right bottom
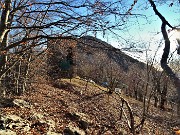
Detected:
left=154, top=95, right=158, bottom=107
left=16, top=61, right=22, bottom=95
left=160, top=82, right=167, bottom=110
left=22, top=52, right=32, bottom=93
left=0, top=29, right=8, bottom=96
left=0, top=33, right=8, bottom=71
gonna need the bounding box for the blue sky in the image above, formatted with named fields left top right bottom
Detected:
left=97, top=0, right=180, bottom=62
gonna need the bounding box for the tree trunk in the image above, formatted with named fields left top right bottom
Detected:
left=149, top=0, right=180, bottom=115
left=154, top=95, right=158, bottom=107
left=160, top=82, right=167, bottom=110
left=0, top=29, right=8, bottom=97
left=0, top=33, right=8, bottom=72
left=0, top=0, right=11, bottom=66
left=0, top=0, right=11, bottom=94
left=22, top=53, right=32, bottom=93
left=138, top=90, right=143, bottom=102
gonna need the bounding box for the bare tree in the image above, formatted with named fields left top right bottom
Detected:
left=0, top=0, right=143, bottom=95
left=148, top=0, right=180, bottom=115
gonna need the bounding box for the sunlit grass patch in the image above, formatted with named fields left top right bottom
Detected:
left=61, top=76, right=107, bottom=91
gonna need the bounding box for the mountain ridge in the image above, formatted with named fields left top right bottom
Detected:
left=48, top=35, right=146, bottom=84
left=76, top=35, right=146, bottom=72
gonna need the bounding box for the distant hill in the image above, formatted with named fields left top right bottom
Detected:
left=47, top=36, right=146, bottom=85
left=77, top=36, right=145, bottom=71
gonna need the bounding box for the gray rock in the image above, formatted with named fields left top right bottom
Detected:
left=46, top=119, right=56, bottom=131
left=30, top=112, right=44, bottom=120
left=5, top=115, right=22, bottom=123
left=0, top=103, right=60, bottom=134
left=1, top=115, right=31, bottom=132
left=0, top=130, right=16, bottom=135
left=64, top=124, right=85, bottom=135
left=47, top=131, right=62, bottom=135
left=13, top=99, right=32, bottom=108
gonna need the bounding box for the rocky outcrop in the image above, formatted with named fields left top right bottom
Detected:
left=0, top=114, right=30, bottom=133
left=0, top=129, right=16, bottom=135
left=0, top=114, right=59, bottom=134
left=0, top=99, right=61, bottom=135
left=64, top=112, right=92, bottom=135
left=0, top=98, right=32, bottom=108
left=0, top=98, right=93, bottom=135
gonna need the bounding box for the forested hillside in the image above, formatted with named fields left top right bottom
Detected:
left=0, top=0, right=180, bottom=134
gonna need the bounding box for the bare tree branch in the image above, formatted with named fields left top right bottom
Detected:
left=148, top=0, right=180, bottom=115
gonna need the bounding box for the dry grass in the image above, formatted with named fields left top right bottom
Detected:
left=61, top=76, right=107, bottom=91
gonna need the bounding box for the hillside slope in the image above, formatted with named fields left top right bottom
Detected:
left=0, top=77, right=179, bottom=134
left=48, top=36, right=146, bottom=85
left=78, top=36, right=145, bottom=70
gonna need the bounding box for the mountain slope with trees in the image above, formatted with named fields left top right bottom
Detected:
left=48, top=36, right=146, bottom=84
